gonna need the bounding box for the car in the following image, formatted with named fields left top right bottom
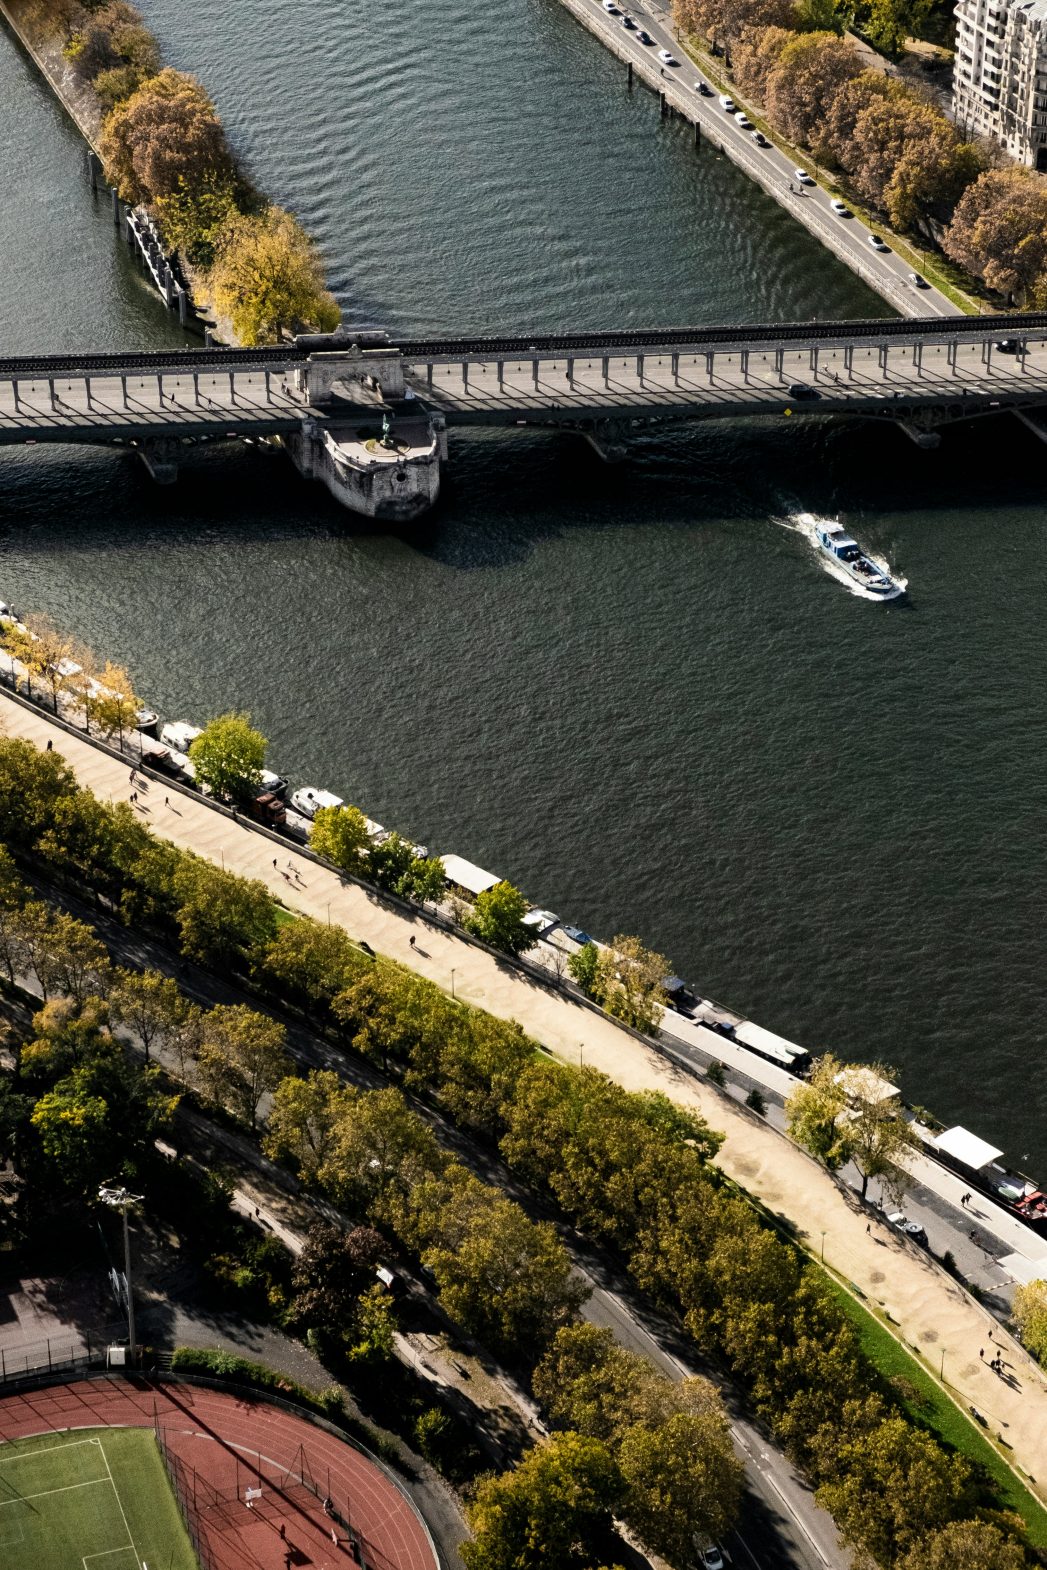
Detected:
left=601, top=0, right=618, bottom=11
left=830, top=198, right=850, bottom=216
left=736, top=113, right=753, bottom=128
left=658, top=48, right=679, bottom=64
left=694, top=78, right=712, bottom=94
left=867, top=233, right=890, bottom=252
left=698, top=1547, right=729, bottom=1570
left=719, top=94, right=736, bottom=111
left=638, top=28, right=654, bottom=42
left=794, top=167, right=813, bottom=184
left=621, top=12, right=637, bottom=24
left=996, top=338, right=1020, bottom=353
left=751, top=130, right=770, bottom=147
left=887, top=1212, right=928, bottom=1246
left=908, top=271, right=929, bottom=288
left=788, top=382, right=821, bottom=400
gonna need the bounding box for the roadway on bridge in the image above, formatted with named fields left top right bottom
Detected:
left=573, top=0, right=962, bottom=320
left=406, top=336, right=1047, bottom=424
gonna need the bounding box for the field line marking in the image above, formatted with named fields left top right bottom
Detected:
left=83, top=1551, right=140, bottom=1566
left=0, top=1438, right=104, bottom=1465
left=0, top=1477, right=108, bottom=1506
left=98, top=1440, right=137, bottom=1561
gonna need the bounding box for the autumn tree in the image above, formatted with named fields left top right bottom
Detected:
left=836, top=1063, right=919, bottom=1200
left=188, top=711, right=266, bottom=801
left=90, top=662, right=141, bottom=740
left=465, top=880, right=536, bottom=956
left=844, top=94, right=980, bottom=230
left=673, top=0, right=793, bottom=44
left=786, top=1053, right=851, bottom=1167
left=264, top=1070, right=356, bottom=1183
left=289, top=1221, right=385, bottom=1337
left=10, top=614, right=79, bottom=713
left=732, top=26, right=794, bottom=100
left=594, top=935, right=668, bottom=1034
left=196, top=1004, right=291, bottom=1127
left=945, top=168, right=1047, bottom=304
left=897, top=1520, right=1031, bottom=1570
left=100, top=68, right=232, bottom=204
left=108, top=967, right=189, bottom=1060
left=618, top=1410, right=743, bottom=1563
left=208, top=206, right=340, bottom=345
left=1012, top=1278, right=1047, bottom=1363
left=462, top=1432, right=624, bottom=1570
left=763, top=33, right=864, bottom=152
left=171, top=857, right=277, bottom=969
left=309, top=804, right=371, bottom=877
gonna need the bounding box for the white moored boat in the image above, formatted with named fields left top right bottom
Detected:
left=290, top=786, right=344, bottom=819
left=809, top=517, right=904, bottom=599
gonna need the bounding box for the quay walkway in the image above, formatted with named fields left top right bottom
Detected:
left=1, top=690, right=1046, bottom=1504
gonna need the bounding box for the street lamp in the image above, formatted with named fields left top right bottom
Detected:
left=99, top=1185, right=143, bottom=1361
left=450, top=967, right=456, bottom=1000
left=821, top=1230, right=827, bottom=1263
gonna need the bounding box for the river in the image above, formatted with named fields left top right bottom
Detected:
left=0, top=2, right=1045, bottom=1171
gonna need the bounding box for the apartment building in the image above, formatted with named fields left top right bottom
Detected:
left=953, top=0, right=1047, bottom=168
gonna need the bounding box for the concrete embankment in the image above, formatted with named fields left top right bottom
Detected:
left=1, top=681, right=1046, bottom=1503
left=0, top=0, right=102, bottom=148
left=556, top=0, right=940, bottom=319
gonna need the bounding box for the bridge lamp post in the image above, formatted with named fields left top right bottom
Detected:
left=99, top=1185, right=143, bottom=1361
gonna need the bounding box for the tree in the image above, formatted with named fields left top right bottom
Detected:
left=462, top=1432, right=624, bottom=1570
left=404, top=855, right=446, bottom=905
left=290, top=1221, right=385, bottom=1337
left=794, top=0, right=854, bottom=32
left=594, top=936, right=668, bottom=1035
left=9, top=615, right=80, bottom=713
left=320, top=1087, right=444, bottom=1219
left=1012, top=1278, right=1047, bottom=1363
left=309, top=804, right=371, bottom=877
left=836, top=1062, right=919, bottom=1200
left=618, top=1410, right=743, bottom=1563
left=187, top=711, right=266, bottom=802
left=196, top=1004, right=291, bottom=1127
left=673, top=0, right=794, bottom=44
left=259, top=918, right=369, bottom=1015
left=14, top=905, right=110, bottom=1005
left=367, top=831, right=415, bottom=893
left=535, top=1323, right=723, bottom=1443
left=171, top=857, right=277, bottom=969
left=208, top=205, right=340, bottom=345
left=100, top=68, right=232, bottom=204
left=90, top=662, right=141, bottom=740
left=844, top=94, right=980, bottom=230
left=153, top=173, right=240, bottom=267
left=417, top=1167, right=588, bottom=1361
left=786, top=1053, right=851, bottom=1168
left=944, top=168, right=1047, bottom=304
left=264, top=1070, right=355, bottom=1182
left=763, top=33, right=864, bottom=151
left=465, top=881, right=536, bottom=956
left=863, top=0, right=936, bottom=55
left=568, top=941, right=601, bottom=998
left=897, top=1521, right=1030, bottom=1570
left=108, top=967, right=188, bottom=1060
left=0, top=738, right=77, bottom=851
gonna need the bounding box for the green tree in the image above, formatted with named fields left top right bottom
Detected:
left=786, top=1053, right=851, bottom=1167
left=1012, top=1278, right=1047, bottom=1363
left=367, top=831, right=416, bottom=893
left=108, top=967, right=189, bottom=1060
left=863, top=0, right=935, bottom=54
left=462, top=1432, right=624, bottom=1570
left=208, top=205, right=340, bottom=345
left=568, top=941, right=601, bottom=998
left=14, top=904, right=110, bottom=1005
left=264, top=1070, right=356, bottom=1182
left=404, top=855, right=446, bottom=905
left=836, top=1062, right=919, bottom=1200
left=535, top=1323, right=723, bottom=1442
left=465, top=881, right=536, bottom=956
left=258, top=918, right=369, bottom=1016
left=594, top=936, right=668, bottom=1035
left=0, top=737, right=77, bottom=851
left=310, top=804, right=371, bottom=877
left=320, top=1086, right=444, bottom=1219
left=897, top=1520, right=1030, bottom=1570
left=153, top=172, right=239, bottom=267
left=171, top=857, right=277, bottom=969
left=618, top=1410, right=743, bottom=1563
left=196, top=1004, right=291, bottom=1127
left=187, top=711, right=266, bottom=802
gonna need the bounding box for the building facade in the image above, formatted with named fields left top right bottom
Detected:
left=953, top=0, right=1047, bottom=169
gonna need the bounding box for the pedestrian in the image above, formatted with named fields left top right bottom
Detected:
left=130, top=769, right=135, bottom=783
left=866, top=1222, right=871, bottom=1233
left=280, top=1523, right=286, bottom=1540
left=273, top=858, right=278, bottom=870
left=331, top=1528, right=338, bottom=1547
left=164, top=796, right=169, bottom=807
left=979, top=1348, right=984, bottom=1359
left=409, top=935, right=416, bottom=949
left=46, top=738, right=52, bottom=751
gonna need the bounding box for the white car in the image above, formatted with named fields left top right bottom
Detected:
left=867, top=233, right=890, bottom=252
left=793, top=168, right=814, bottom=185
left=698, top=1547, right=729, bottom=1570
left=601, top=0, right=618, bottom=11
left=830, top=198, right=850, bottom=216
left=736, top=113, right=753, bottom=128
left=719, top=94, right=736, bottom=111
left=658, top=48, right=678, bottom=63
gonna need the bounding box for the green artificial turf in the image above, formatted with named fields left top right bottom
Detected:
left=825, top=1280, right=1047, bottom=1548
left=0, top=1427, right=199, bottom=1570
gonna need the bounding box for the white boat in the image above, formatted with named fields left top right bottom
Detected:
left=810, top=518, right=904, bottom=599
left=160, top=720, right=203, bottom=752
left=290, top=786, right=344, bottom=819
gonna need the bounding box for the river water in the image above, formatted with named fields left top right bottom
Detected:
left=0, top=4, right=1045, bottom=1169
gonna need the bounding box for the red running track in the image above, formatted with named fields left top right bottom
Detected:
left=0, top=1378, right=438, bottom=1570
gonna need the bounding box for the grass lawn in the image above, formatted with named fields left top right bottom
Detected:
left=824, top=1280, right=1047, bottom=1548
left=0, top=1427, right=198, bottom=1570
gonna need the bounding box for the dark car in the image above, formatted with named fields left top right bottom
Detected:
left=751, top=130, right=770, bottom=147
left=621, top=13, right=637, bottom=26
left=638, top=29, right=654, bottom=43
left=996, top=339, right=1020, bottom=354
left=788, top=383, right=821, bottom=400
left=698, top=80, right=713, bottom=94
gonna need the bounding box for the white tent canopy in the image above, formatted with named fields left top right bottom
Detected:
left=440, top=853, right=501, bottom=897
left=934, top=1125, right=1003, bottom=1172
left=834, top=1066, right=900, bottom=1103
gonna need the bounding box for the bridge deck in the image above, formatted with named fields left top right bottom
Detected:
left=403, top=338, right=1047, bottom=425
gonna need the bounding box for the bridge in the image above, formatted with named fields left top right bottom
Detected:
left=4, top=313, right=1047, bottom=517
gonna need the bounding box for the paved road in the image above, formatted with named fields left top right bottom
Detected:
left=569, top=0, right=962, bottom=319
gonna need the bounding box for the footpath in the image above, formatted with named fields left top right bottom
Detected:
left=2, top=688, right=1046, bottom=1504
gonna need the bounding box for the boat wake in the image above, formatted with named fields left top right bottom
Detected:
left=778, top=512, right=907, bottom=601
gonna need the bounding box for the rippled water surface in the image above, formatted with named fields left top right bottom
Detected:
left=0, top=8, right=1044, bottom=1169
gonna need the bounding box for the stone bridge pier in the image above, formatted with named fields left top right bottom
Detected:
left=293, top=348, right=406, bottom=405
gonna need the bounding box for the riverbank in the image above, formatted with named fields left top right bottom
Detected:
left=0, top=1, right=101, bottom=147
left=2, top=683, right=1045, bottom=1512
left=555, top=0, right=980, bottom=318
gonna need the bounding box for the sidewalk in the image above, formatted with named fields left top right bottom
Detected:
left=3, top=689, right=1046, bottom=1503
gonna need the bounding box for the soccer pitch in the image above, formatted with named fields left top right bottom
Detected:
left=0, top=1427, right=199, bottom=1570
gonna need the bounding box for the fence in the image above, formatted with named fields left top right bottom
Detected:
left=0, top=1335, right=99, bottom=1389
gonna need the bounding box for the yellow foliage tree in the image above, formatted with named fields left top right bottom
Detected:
left=208, top=206, right=340, bottom=345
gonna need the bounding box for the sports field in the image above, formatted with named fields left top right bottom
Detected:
left=0, top=1427, right=198, bottom=1570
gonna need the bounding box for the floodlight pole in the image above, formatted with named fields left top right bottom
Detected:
left=99, top=1185, right=142, bottom=1361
